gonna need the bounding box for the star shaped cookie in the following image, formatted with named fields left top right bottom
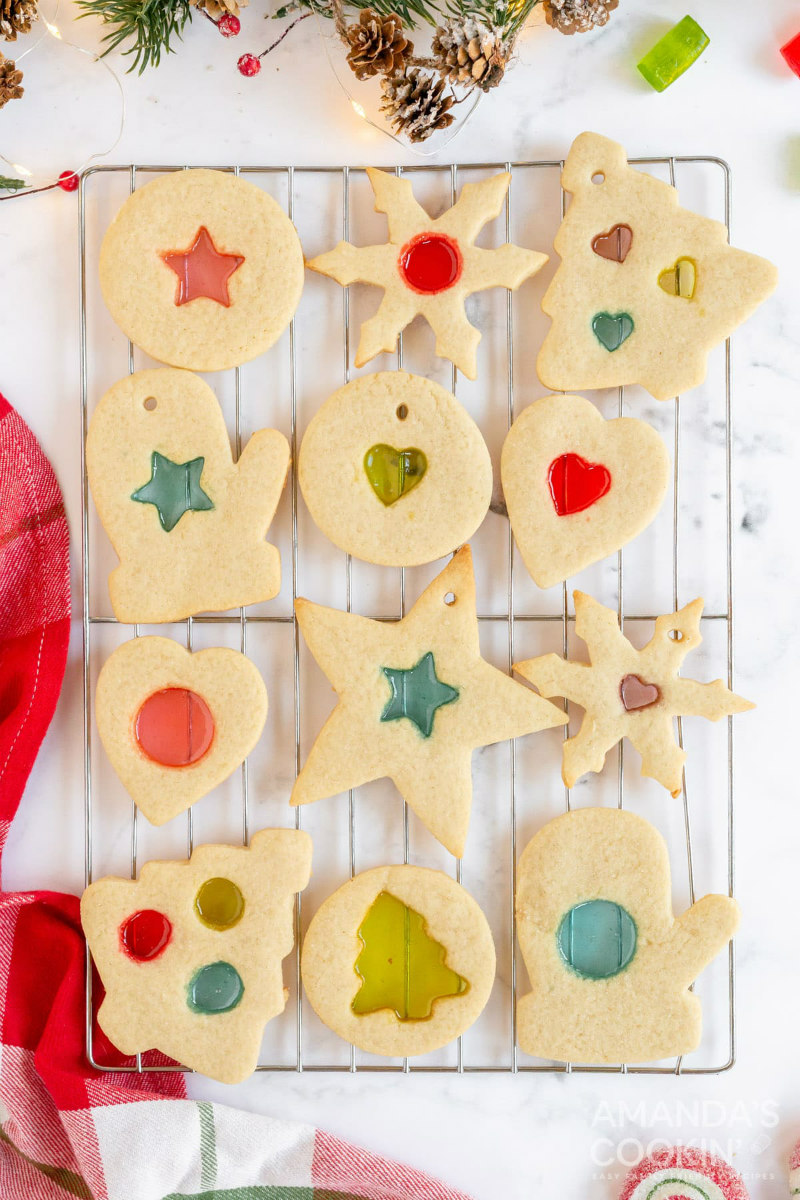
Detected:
left=515, top=591, right=754, bottom=796
left=306, top=168, right=548, bottom=379
left=292, top=546, right=566, bottom=856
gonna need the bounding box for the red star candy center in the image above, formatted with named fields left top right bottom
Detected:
left=161, top=226, right=245, bottom=308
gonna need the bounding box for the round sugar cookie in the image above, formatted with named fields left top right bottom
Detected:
left=99, top=169, right=304, bottom=371
left=298, top=372, right=492, bottom=566
left=301, top=865, right=495, bottom=1057
left=620, top=1148, right=749, bottom=1200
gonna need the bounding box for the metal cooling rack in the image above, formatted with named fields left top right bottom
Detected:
left=80, top=155, right=737, bottom=1076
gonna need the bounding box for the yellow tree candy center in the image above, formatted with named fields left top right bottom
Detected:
left=351, top=891, right=468, bottom=1021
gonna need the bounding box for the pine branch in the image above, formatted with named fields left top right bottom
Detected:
left=445, top=0, right=541, bottom=37
left=0, top=176, right=27, bottom=192
left=75, top=0, right=194, bottom=74
left=275, top=0, right=443, bottom=29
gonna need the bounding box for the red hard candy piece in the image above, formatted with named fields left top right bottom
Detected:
left=119, top=909, right=172, bottom=961
left=781, top=31, right=800, bottom=77
left=399, top=233, right=463, bottom=294
left=547, top=453, right=612, bottom=516
left=134, top=687, right=215, bottom=767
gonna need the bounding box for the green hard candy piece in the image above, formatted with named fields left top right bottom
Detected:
left=187, top=961, right=244, bottom=1014
left=557, top=899, right=637, bottom=980
left=637, top=15, right=710, bottom=93
left=364, top=443, right=427, bottom=506
left=592, top=311, right=634, bottom=352
left=380, top=651, right=459, bottom=739
left=131, top=451, right=214, bottom=532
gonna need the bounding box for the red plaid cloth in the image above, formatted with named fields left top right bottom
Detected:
left=0, top=392, right=473, bottom=1200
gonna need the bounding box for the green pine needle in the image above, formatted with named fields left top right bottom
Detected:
left=0, top=176, right=27, bottom=192
left=76, top=0, right=194, bottom=74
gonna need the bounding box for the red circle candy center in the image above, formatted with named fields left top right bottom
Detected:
left=119, top=909, right=172, bottom=961
left=399, top=233, right=463, bottom=294
left=548, top=453, right=612, bottom=516
left=135, top=687, right=215, bottom=768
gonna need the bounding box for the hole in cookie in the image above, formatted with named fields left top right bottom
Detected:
left=396, top=404, right=408, bottom=421
left=591, top=172, right=605, bottom=184
left=668, top=629, right=684, bottom=641
left=443, top=591, right=456, bottom=606
left=143, top=396, right=157, bottom=411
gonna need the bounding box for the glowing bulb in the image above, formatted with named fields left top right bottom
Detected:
left=44, top=20, right=62, bottom=38
left=11, top=162, right=32, bottom=177
left=351, top=100, right=366, bottom=119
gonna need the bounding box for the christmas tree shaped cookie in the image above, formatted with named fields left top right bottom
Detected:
left=307, top=168, right=548, bottom=379
left=537, top=132, right=778, bottom=400
left=516, top=808, right=740, bottom=1063
left=81, top=830, right=312, bottom=1084
left=96, top=636, right=268, bottom=825
left=301, top=865, right=495, bottom=1056
left=292, top=546, right=566, bottom=856
left=515, top=591, right=753, bottom=796
left=99, top=168, right=304, bottom=372
left=87, top=368, right=290, bottom=622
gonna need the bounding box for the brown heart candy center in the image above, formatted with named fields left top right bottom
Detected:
left=619, top=673, right=661, bottom=712
left=591, top=224, right=633, bottom=263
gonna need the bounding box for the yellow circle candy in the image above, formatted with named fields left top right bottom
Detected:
left=194, top=877, right=245, bottom=930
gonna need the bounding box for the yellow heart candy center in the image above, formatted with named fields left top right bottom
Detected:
left=658, top=257, right=697, bottom=299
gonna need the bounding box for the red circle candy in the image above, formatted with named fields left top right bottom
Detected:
left=399, top=233, right=463, bottom=295
left=134, top=687, right=215, bottom=768
left=119, top=909, right=172, bottom=961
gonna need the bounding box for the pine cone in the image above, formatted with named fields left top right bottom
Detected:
left=0, top=52, right=22, bottom=107
left=0, top=0, right=37, bottom=41
left=345, top=9, right=412, bottom=81
left=431, top=15, right=508, bottom=92
left=544, top=0, right=618, bottom=35
left=380, top=67, right=455, bottom=144
left=190, top=0, right=247, bottom=17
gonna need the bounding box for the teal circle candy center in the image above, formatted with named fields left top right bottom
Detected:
left=188, top=961, right=244, bottom=1014
left=557, top=900, right=637, bottom=980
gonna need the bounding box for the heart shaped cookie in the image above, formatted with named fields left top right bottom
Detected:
left=96, top=636, right=267, bottom=825
left=364, top=443, right=427, bottom=506
left=501, top=394, right=670, bottom=589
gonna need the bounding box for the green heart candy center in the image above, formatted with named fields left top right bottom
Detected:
left=364, top=444, right=427, bottom=506
left=592, top=311, right=634, bottom=352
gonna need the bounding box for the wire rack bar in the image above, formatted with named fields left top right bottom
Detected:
left=80, top=155, right=736, bottom=1076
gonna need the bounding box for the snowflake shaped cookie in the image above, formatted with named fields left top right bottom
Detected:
left=515, top=591, right=754, bottom=795
left=306, top=168, right=548, bottom=379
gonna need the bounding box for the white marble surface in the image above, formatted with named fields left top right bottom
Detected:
left=2, top=2, right=800, bottom=1197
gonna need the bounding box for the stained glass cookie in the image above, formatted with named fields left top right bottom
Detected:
left=292, top=546, right=566, bottom=857
left=501, top=393, right=670, bottom=588
left=99, top=168, right=304, bottom=371
left=515, top=590, right=753, bottom=796
left=301, top=865, right=494, bottom=1057
left=515, top=808, right=740, bottom=1064
left=87, top=368, right=289, bottom=622
left=537, top=132, right=778, bottom=400
left=306, top=167, right=548, bottom=379
left=81, top=830, right=312, bottom=1084
left=299, top=371, right=492, bottom=566
left=96, top=636, right=267, bottom=825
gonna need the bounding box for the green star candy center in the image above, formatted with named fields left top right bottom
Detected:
left=131, top=451, right=214, bottom=532
left=380, top=651, right=459, bottom=738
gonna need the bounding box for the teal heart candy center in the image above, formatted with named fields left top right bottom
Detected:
left=364, top=444, right=427, bottom=506
left=592, top=311, right=634, bottom=352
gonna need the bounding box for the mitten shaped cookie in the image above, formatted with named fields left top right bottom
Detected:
left=87, top=368, right=289, bottom=622
left=292, top=546, right=566, bottom=856
left=537, top=132, right=777, bottom=400
left=81, top=830, right=312, bottom=1084
left=96, top=636, right=268, bottom=825
left=307, top=167, right=547, bottom=379
left=301, top=865, right=495, bottom=1057
left=515, top=591, right=753, bottom=796
left=516, top=808, right=740, bottom=1064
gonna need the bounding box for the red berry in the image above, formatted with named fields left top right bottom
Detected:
left=218, top=13, right=240, bottom=36
left=237, top=52, right=261, bottom=77
left=58, top=170, right=79, bottom=193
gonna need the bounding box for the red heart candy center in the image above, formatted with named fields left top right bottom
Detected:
left=620, top=673, right=661, bottom=711
left=548, top=453, right=612, bottom=516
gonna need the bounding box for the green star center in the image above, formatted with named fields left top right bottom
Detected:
left=131, top=451, right=214, bottom=532
left=380, top=651, right=459, bottom=738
